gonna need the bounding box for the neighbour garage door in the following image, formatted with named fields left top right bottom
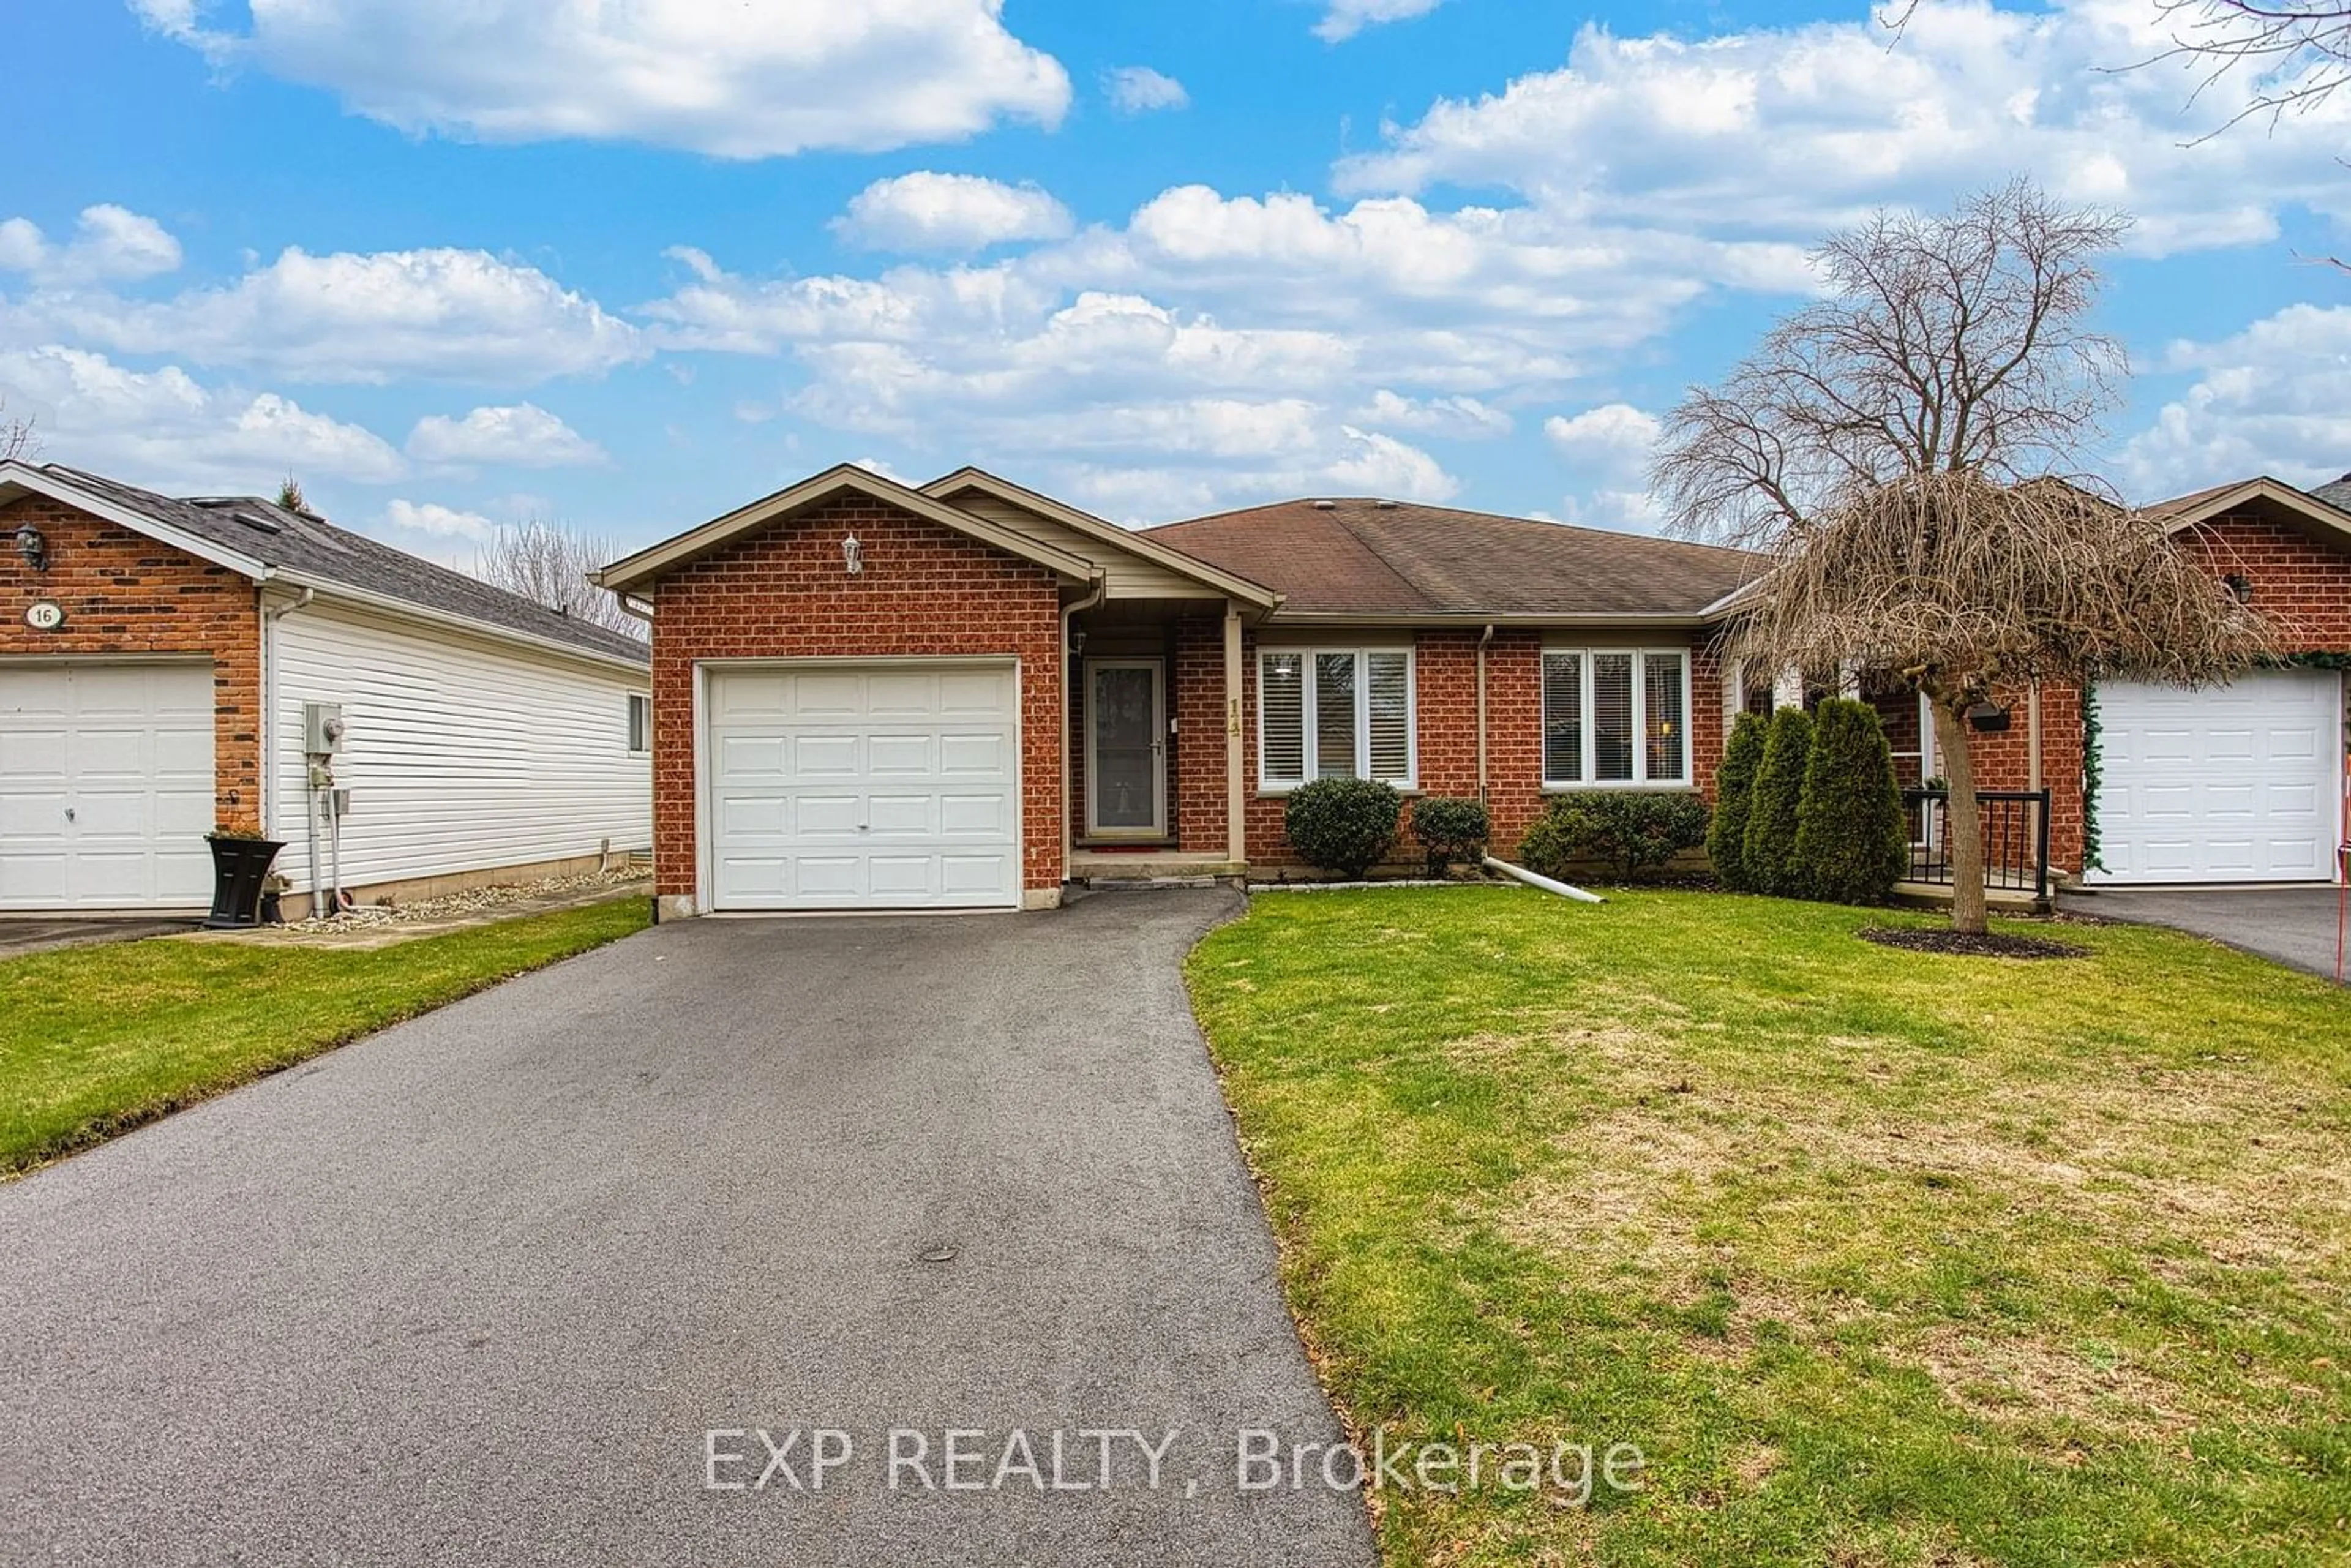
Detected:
left=706, top=661, right=1021, bottom=911
left=2090, top=669, right=2344, bottom=884
left=0, top=661, right=216, bottom=910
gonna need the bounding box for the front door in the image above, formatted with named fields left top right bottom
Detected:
left=1086, top=659, right=1164, bottom=838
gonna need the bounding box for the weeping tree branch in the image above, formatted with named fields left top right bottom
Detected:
left=1654, top=181, right=2278, bottom=934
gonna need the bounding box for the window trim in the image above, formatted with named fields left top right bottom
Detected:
left=1540, top=646, right=1694, bottom=790
left=627, top=692, right=651, bottom=754
left=1256, top=645, right=1417, bottom=792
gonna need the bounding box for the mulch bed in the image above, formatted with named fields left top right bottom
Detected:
left=1858, top=926, right=2090, bottom=960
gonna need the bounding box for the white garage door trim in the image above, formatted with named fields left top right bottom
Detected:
left=696, top=656, right=1024, bottom=913
left=2088, top=668, right=2345, bottom=886
left=0, top=657, right=217, bottom=911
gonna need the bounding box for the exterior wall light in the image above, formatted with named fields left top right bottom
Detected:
left=13, top=521, right=46, bottom=571
left=842, top=535, right=863, bottom=575
left=2223, top=572, right=2252, bottom=604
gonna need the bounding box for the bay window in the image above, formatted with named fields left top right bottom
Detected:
left=1258, top=648, right=1414, bottom=789
left=1542, top=648, right=1690, bottom=787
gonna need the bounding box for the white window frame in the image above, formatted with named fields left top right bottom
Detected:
left=1256, top=646, right=1417, bottom=792
left=1540, top=646, right=1694, bottom=790
left=627, top=692, right=651, bottom=754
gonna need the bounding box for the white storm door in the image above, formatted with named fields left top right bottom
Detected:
left=1086, top=659, right=1164, bottom=838
left=0, top=661, right=216, bottom=909
left=706, top=661, right=1021, bottom=910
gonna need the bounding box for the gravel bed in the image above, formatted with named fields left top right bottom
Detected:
left=289, top=867, right=649, bottom=931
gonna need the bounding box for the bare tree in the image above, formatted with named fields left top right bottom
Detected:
left=478, top=517, right=645, bottom=639
left=1, top=396, right=40, bottom=463
left=2143, top=0, right=2351, bottom=129
left=1654, top=181, right=2276, bottom=934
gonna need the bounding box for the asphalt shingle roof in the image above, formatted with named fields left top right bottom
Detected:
left=40, top=465, right=648, bottom=664
left=1142, top=497, right=1762, bottom=617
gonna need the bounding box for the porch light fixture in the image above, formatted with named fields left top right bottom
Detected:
left=12, top=520, right=46, bottom=572
left=2223, top=572, right=2252, bottom=604
left=1070, top=625, right=1088, bottom=657
left=841, top=534, right=863, bottom=575
left=1966, top=701, right=2011, bottom=733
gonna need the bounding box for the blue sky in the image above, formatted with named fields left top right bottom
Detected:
left=6, top=0, right=2350, bottom=569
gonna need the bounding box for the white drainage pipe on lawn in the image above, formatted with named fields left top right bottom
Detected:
left=1483, top=856, right=1605, bottom=904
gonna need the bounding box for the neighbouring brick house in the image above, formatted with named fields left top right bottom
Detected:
left=0, top=461, right=651, bottom=916
left=602, top=462, right=2351, bottom=916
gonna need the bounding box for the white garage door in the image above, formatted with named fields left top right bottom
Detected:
left=0, top=662, right=216, bottom=910
left=2090, top=669, right=2344, bottom=885
left=706, top=661, right=1021, bottom=911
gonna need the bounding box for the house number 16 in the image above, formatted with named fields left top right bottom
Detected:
left=23, top=601, right=64, bottom=631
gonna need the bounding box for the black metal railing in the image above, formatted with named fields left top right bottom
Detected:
left=1902, top=788, right=2052, bottom=898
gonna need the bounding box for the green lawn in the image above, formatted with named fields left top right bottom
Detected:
left=0, top=898, right=648, bottom=1174
left=1187, top=887, right=2351, bottom=1567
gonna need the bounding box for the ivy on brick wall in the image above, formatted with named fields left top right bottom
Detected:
left=2079, top=679, right=2104, bottom=874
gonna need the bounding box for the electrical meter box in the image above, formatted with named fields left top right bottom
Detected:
left=303, top=701, right=346, bottom=754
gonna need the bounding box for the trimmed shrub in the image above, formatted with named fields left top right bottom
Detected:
left=1742, top=707, right=1814, bottom=896
left=1518, top=791, right=1710, bottom=883
left=1284, top=777, right=1402, bottom=879
left=1795, top=698, right=1910, bottom=904
left=1707, top=711, right=1769, bottom=891
left=1408, top=795, right=1490, bottom=876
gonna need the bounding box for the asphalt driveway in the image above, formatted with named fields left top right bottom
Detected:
left=0, top=891, right=1373, bottom=1567
left=2064, top=884, right=2347, bottom=981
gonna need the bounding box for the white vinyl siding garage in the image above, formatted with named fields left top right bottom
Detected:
left=704, top=660, right=1021, bottom=911
left=2090, top=668, right=2345, bottom=884
left=269, top=601, right=651, bottom=895
left=0, top=661, right=214, bottom=909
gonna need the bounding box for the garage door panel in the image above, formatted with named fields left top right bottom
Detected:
left=939, top=732, right=1007, bottom=775
left=867, top=794, right=933, bottom=835
left=707, top=661, right=1021, bottom=911
left=0, top=662, right=215, bottom=909
left=866, top=733, right=933, bottom=775
left=2091, top=670, right=2342, bottom=885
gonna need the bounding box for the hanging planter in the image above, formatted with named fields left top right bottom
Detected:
left=203, top=828, right=286, bottom=930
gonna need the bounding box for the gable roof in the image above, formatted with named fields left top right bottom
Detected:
left=2145, top=475, right=2351, bottom=551
left=0, top=462, right=649, bottom=669
left=1143, top=497, right=1762, bottom=621
left=594, top=463, right=1098, bottom=595
left=918, top=467, right=1281, bottom=609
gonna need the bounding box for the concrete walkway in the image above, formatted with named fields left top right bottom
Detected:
left=0, top=891, right=1372, bottom=1567
left=2063, top=884, right=2347, bottom=981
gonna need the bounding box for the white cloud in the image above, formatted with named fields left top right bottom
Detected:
left=0, top=205, right=183, bottom=284
left=832, top=173, right=1074, bottom=253
left=406, top=402, right=606, bottom=468
left=133, top=0, right=1071, bottom=159
left=1334, top=1, right=2351, bottom=257
left=381, top=497, right=497, bottom=539
left=10, top=246, right=644, bottom=385
left=0, top=343, right=402, bottom=491
left=1544, top=402, right=1664, bottom=530
left=2115, top=304, right=2351, bottom=501
left=1103, top=66, right=1188, bottom=113
left=1354, top=388, right=1510, bottom=438
left=1314, top=0, right=1447, bottom=43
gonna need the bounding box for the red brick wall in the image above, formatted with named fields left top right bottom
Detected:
left=0, top=495, right=263, bottom=830
left=647, top=496, right=1065, bottom=900
left=1977, top=514, right=2351, bottom=877
left=1171, top=615, right=1227, bottom=853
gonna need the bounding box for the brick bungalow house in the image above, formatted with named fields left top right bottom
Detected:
left=0, top=461, right=651, bottom=916
left=594, top=462, right=2351, bottom=917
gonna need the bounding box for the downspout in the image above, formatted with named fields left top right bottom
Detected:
left=261, top=587, right=315, bottom=912
left=2026, top=681, right=2044, bottom=793
left=1059, top=574, right=1106, bottom=890
left=1475, top=623, right=1495, bottom=803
